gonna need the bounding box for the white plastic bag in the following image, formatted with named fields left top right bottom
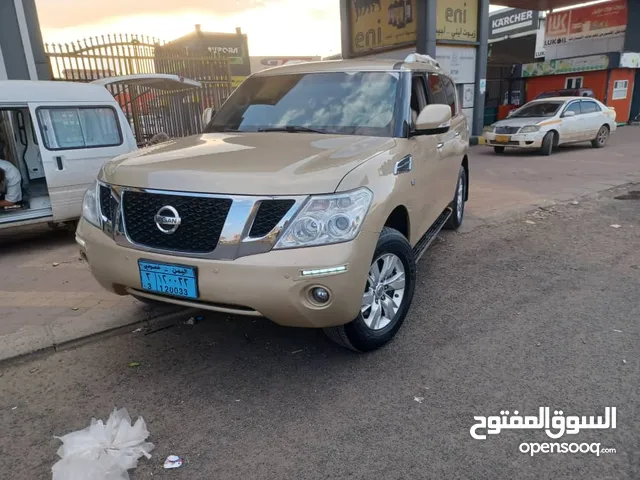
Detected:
left=52, top=408, right=154, bottom=480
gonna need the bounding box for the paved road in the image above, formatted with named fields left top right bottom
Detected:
left=2, top=185, right=638, bottom=479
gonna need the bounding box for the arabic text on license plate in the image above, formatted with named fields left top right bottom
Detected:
left=495, top=135, right=510, bottom=143
left=138, top=260, right=198, bottom=299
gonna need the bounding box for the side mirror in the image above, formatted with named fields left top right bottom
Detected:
left=414, top=104, right=452, bottom=134
left=507, top=110, right=515, bottom=117
left=202, top=107, right=216, bottom=127
left=563, top=110, right=576, bottom=118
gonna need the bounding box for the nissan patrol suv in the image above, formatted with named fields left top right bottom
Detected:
left=76, top=54, right=470, bottom=352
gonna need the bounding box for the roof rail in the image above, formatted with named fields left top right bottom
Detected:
left=404, top=53, right=440, bottom=69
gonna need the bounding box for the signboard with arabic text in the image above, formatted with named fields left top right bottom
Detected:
left=348, top=0, right=478, bottom=57
left=544, top=0, right=627, bottom=60
left=521, top=54, right=610, bottom=78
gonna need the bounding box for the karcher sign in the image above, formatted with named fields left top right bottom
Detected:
left=489, top=8, right=539, bottom=41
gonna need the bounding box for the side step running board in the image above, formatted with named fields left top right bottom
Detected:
left=412, top=207, right=453, bottom=262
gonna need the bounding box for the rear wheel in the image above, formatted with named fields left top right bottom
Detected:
left=493, top=146, right=505, bottom=154
left=324, top=227, right=416, bottom=352
left=591, top=125, right=609, bottom=148
left=444, top=165, right=466, bottom=230
left=540, top=132, right=555, bottom=156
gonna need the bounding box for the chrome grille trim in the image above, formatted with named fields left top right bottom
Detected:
left=97, top=184, right=308, bottom=261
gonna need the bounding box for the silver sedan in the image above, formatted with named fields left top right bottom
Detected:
left=483, top=97, right=617, bottom=155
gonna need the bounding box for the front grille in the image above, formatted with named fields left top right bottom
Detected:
left=122, top=191, right=232, bottom=253
left=495, top=126, right=520, bottom=134
left=99, top=185, right=112, bottom=221
left=249, top=200, right=295, bottom=237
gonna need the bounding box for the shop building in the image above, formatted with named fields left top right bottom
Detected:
left=516, top=0, right=640, bottom=123
left=160, top=25, right=251, bottom=89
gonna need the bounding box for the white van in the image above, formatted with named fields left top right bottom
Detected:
left=0, top=74, right=201, bottom=230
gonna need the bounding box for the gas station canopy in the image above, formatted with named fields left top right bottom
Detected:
left=492, top=0, right=590, bottom=11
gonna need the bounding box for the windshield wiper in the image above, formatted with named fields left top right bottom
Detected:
left=258, top=126, right=325, bottom=134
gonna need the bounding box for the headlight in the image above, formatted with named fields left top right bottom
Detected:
left=485, top=125, right=496, bottom=133
left=274, top=187, right=373, bottom=249
left=82, top=179, right=101, bottom=228
left=519, top=125, right=541, bottom=133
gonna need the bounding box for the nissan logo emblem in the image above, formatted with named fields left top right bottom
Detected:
left=154, top=205, right=181, bottom=234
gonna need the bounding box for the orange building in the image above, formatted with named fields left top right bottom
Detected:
left=513, top=0, right=640, bottom=124
left=519, top=53, right=638, bottom=123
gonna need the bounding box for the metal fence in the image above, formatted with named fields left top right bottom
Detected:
left=45, top=35, right=233, bottom=144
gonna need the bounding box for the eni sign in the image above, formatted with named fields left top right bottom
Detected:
left=349, top=0, right=478, bottom=56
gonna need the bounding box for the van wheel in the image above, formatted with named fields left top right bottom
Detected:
left=591, top=125, right=609, bottom=148
left=493, top=146, right=505, bottom=154
left=444, top=165, right=466, bottom=230
left=540, top=132, right=555, bottom=156
left=324, top=227, right=416, bottom=352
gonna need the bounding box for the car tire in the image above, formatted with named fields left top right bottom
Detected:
left=540, top=132, right=555, bottom=156
left=591, top=125, right=609, bottom=148
left=324, top=227, right=416, bottom=352
left=444, top=165, right=466, bottom=230
left=493, top=146, right=505, bottom=154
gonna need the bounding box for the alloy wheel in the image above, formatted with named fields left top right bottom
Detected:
left=361, top=253, right=406, bottom=330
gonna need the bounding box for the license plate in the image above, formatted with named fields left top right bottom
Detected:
left=495, top=135, right=510, bottom=143
left=138, top=260, right=198, bottom=299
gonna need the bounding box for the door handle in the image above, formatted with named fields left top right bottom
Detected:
left=437, top=142, right=444, bottom=149
left=454, top=131, right=461, bottom=137
left=55, top=156, right=63, bottom=170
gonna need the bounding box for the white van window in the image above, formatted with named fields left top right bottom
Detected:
left=37, top=107, right=122, bottom=150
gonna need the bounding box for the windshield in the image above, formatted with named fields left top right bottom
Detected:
left=206, top=71, right=401, bottom=137
left=510, top=101, right=563, bottom=118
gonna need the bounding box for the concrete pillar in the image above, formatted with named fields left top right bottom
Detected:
left=416, top=0, right=437, bottom=57
left=339, top=0, right=351, bottom=60
left=472, top=0, right=490, bottom=136
left=0, top=0, right=50, bottom=80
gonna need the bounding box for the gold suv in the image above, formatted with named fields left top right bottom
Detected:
left=77, top=55, right=470, bottom=352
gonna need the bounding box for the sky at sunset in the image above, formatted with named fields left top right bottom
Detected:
left=36, top=0, right=606, bottom=57
left=35, top=0, right=343, bottom=57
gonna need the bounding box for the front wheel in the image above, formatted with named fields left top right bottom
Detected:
left=540, top=132, right=555, bottom=156
left=324, top=227, right=416, bottom=352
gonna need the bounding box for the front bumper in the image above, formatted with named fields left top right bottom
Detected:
left=483, top=131, right=545, bottom=149
left=77, top=219, right=378, bottom=328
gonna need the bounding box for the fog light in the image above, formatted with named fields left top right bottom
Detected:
left=311, top=287, right=330, bottom=304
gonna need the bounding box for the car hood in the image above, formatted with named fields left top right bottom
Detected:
left=494, top=117, right=554, bottom=127
left=101, top=132, right=395, bottom=195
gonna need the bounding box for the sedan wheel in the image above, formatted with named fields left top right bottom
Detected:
left=592, top=126, right=609, bottom=148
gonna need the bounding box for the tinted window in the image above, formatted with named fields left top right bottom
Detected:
left=564, top=102, right=582, bottom=115
left=37, top=107, right=122, bottom=150
left=426, top=74, right=448, bottom=106
left=208, top=71, right=401, bottom=137
left=511, top=102, right=563, bottom=118
left=581, top=101, right=600, bottom=113
left=441, top=75, right=458, bottom=115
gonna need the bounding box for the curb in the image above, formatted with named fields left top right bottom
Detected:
left=470, top=136, right=486, bottom=146
left=0, top=306, right=198, bottom=366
